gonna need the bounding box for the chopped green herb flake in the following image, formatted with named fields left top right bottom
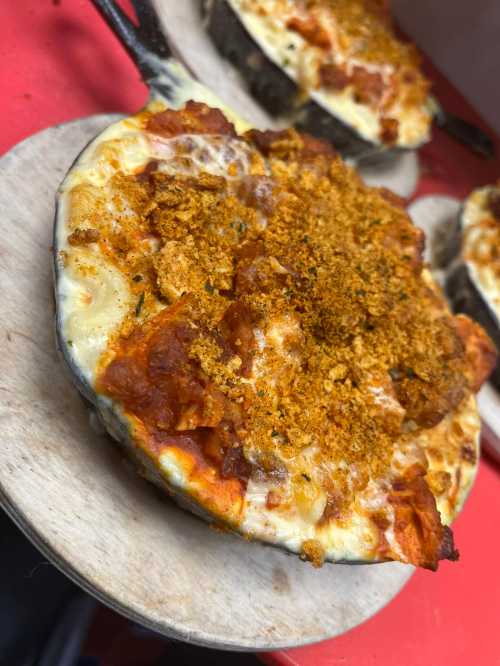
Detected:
left=356, top=264, right=367, bottom=278
left=67, top=340, right=73, bottom=347
left=389, top=367, right=402, bottom=381
left=238, top=222, right=246, bottom=233
left=135, top=292, right=145, bottom=317
left=406, top=367, right=416, bottom=379
left=257, top=390, right=265, bottom=397
left=271, top=430, right=280, bottom=437
left=204, top=282, right=214, bottom=294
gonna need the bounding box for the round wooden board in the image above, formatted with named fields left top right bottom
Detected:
left=152, top=0, right=420, bottom=199
left=0, top=116, right=414, bottom=651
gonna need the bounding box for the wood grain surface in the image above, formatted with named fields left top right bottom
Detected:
left=0, top=116, right=413, bottom=651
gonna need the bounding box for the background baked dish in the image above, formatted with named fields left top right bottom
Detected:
left=54, top=100, right=496, bottom=570
left=204, top=0, right=433, bottom=157
left=445, top=185, right=500, bottom=390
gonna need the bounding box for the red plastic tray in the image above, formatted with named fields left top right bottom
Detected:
left=1, top=3, right=499, bottom=665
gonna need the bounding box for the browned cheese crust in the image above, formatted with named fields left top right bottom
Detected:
left=66, top=102, right=496, bottom=569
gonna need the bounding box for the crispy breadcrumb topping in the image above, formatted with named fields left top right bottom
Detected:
left=304, top=0, right=423, bottom=67
left=92, top=113, right=475, bottom=514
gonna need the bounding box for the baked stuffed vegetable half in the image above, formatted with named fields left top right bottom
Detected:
left=54, top=95, right=496, bottom=570
left=204, top=0, right=433, bottom=158
left=445, top=185, right=500, bottom=390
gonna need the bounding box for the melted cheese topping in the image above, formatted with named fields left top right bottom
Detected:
left=56, top=113, right=154, bottom=377
left=54, top=101, right=483, bottom=569
left=226, top=0, right=432, bottom=147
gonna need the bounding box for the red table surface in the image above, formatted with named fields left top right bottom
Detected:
left=2, top=3, right=499, bottom=665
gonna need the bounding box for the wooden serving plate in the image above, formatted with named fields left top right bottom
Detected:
left=0, top=116, right=413, bottom=651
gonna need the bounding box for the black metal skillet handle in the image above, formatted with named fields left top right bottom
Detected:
left=129, top=0, right=172, bottom=59
left=90, top=0, right=179, bottom=100
left=437, top=112, right=495, bottom=159
left=431, top=97, right=495, bottom=159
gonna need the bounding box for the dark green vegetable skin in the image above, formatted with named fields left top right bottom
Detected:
left=205, top=0, right=406, bottom=160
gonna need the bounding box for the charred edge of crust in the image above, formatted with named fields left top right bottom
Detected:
left=439, top=525, right=459, bottom=562
left=205, top=0, right=392, bottom=159
left=446, top=263, right=500, bottom=389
